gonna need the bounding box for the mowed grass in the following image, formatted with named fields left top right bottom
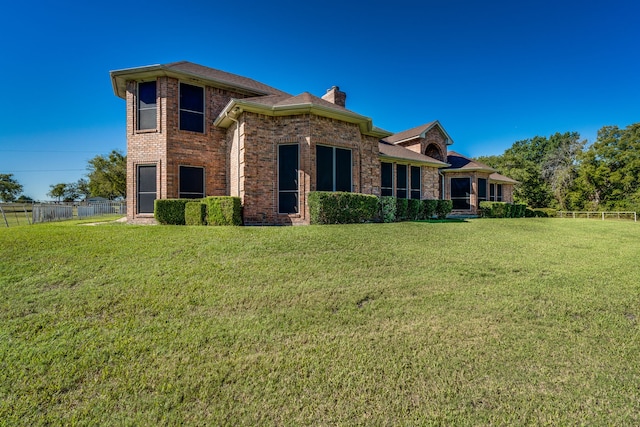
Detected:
left=1, top=219, right=639, bottom=425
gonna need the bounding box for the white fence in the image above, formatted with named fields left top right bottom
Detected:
left=558, top=211, right=637, bottom=222
left=1, top=202, right=127, bottom=227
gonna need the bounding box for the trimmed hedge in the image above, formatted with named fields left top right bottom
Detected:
left=423, top=199, right=438, bottom=219
left=185, top=201, right=207, bottom=226
left=480, top=201, right=529, bottom=218
left=407, top=199, right=422, bottom=220
left=379, top=196, right=396, bottom=223
left=154, top=199, right=192, bottom=225
left=435, top=199, right=453, bottom=220
left=396, top=198, right=409, bottom=221
left=308, top=192, right=379, bottom=224
left=205, top=196, right=243, bottom=226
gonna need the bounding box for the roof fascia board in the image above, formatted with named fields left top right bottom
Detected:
left=379, top=154, right=450, bottom=167
left=110, top=64, right=275, bottom=99
left=214, top=99, right=392, bottom=138
left=442, top=167, right=496, bottom=173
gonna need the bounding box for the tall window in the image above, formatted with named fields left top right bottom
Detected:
left=396, top=164, right=407, bottom=199
left=410, top=166, right=421, bottom=199
left=451, top=177, right=471, bottom=210
left=278, top=144, right=299, bottom=214
left=381, top=162, right=393, bottom=196
left=316, top=145, right=352, bottom=192
left=180, top=83, right=204, bottom=133
left=490, top=183, right=503, bottom=201
left=478, top=178, right=487, bottom=203
left=137, top=165, right=157, bottom=214
left=179, top=166, right=204, bottom=198
left=138, top=81, right=157, bottom=130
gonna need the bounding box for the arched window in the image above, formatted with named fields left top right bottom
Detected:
left=424, top=144, right=444, bottom=161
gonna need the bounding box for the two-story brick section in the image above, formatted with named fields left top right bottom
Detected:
left=110, top=61, right=517, bottom=224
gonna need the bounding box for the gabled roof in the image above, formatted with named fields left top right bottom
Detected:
left=382, top=120, right=454, bottom=145
left=214, top=92, right=393, bottom=138
left=379, top=142, right=449, bottom=167
left=489, top=172, right=519, bottom=184
left=444, top=151, right=496, bottom=172
left=110, top=61, right=289, bottom=99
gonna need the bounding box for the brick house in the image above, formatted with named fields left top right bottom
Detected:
left=110, top=61, right=517, bottom=224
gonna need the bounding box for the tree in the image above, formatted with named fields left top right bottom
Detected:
left=0, top=174, right=24, bottom=202
left=87, top=150, right=126, bottom=200
left=48, top=183, right=67, bottom=202
left=76, top=178, right=91, bottom=200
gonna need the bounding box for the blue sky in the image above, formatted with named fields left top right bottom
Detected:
left=1, top=0, right=638, bottom=201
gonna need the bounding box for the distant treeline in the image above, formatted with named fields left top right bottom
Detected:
left=476, top=122, right=640, bottom=211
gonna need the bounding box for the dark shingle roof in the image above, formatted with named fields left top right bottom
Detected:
left=445, top=151, right=496, bottom=172
left=382, top=121, right=453, bottom=146
left=490, top=172, right=519, bottom=184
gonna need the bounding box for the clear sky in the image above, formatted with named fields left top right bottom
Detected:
left=1, top=0, right=638, bottom=201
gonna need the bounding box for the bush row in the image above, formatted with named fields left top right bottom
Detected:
left=479, top=202, right=529, bottom=218
left=155, top=197, right=242, bottom=226
left=309, top=192, right=453, bottom=224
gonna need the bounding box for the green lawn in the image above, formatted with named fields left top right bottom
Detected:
left=1, top=219, right=639, bottom=425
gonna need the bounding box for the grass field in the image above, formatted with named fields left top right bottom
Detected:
left=1, top=219, right=639, bottom=425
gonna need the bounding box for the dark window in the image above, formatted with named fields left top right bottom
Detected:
left=278, top=144, right=299, bottom=214
left=179, top=166, right=204, bottom=198
left=497, top=184, right=503, bottom=201
left=138, top=81, right=157, bottom=130
left=316, top=145, right=352, bottom=192
left=396, top=164, right=407, bottom=199
left=490, top=183, right=496, bottom=201
left=137, top=165, right=156, bottom=214
left=180, top=83, right=204, bottom=133
left=478, top=178, right=487, bottom=202
left=410, top=166, right=421, bottom=199
left=381, top=162, right=393, bottom=196
left=451, top=177, right=471, bottom=210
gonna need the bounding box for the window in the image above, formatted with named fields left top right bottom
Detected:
left=278, top=144, right=299, bottom=214
left=478, top=178, right=487, bottom=202
left=396, top=164, right=407, bottom=199
left=316, top=145, right=352, bottom=192
left=179, top=166, right=204, bottom=198
left=180, top=83, right=204, bottom=133
left=450, top=177, right=471, bottom=210
left=381, top=162, right=393, bottom=196
left=137, top=165, right=157, bottom=214
left=490, top=183, right=503, bottom=201
left=138, top=81, right=157, bottom=130
left=410, top=166, right=421, bottom=199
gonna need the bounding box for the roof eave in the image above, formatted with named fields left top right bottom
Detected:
left=379, top=154, right=450, bottom=167
left=214, top=99, right=392, bottom=138
left=109, top=64, right=278, bottom=99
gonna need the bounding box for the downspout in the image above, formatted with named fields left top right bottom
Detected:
left=225, top=109, right=241, bottom=197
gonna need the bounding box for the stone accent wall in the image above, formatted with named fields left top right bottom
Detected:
left=398, top=126, right=448, bottom=161
left=445, top=171, right=493, bottom=215
left=422, top=167, right=441, bottom=199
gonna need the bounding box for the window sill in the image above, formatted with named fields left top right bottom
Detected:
left=136, top=129, right=158, bottom=134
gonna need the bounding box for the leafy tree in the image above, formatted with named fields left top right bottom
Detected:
left=76, top=178, right=91, bottom=200
left=0, top=174, right=24, bottom=202
left=48, top=183, right=67, bottom=202
left=16, top=194, right=34, bottom=202
left=87, top=150, right=126, bottom=200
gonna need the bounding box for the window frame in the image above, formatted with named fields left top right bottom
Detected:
left=137, top=80, right=157, bottom=131
left=315, top=145, right=352, bottom=192
left=478, top=178, right=488, bottom=203
left=179, top=82, right=205, bottom=133
left=278, top=144, right=300, bottom=214
left=396, top=164, right=408, bottom=199
left=450, top=177, right=471, bottom=210
left=179, top=165, right=205, bottom=199
left=137, top=164, right=157, bottom=214
left=380, top=162, right=393, bottom=197
left=410, top=166, right=421, bottom=199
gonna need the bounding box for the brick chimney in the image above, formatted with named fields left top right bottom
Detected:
left=321, top=86, right=346, bottom=107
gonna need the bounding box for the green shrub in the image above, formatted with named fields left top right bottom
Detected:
left=396, top=198, right=409, bottom=221
left=525, top=207, right=536, bottom=217
left=533, top=208, right=557, bottom=218
left=205, top=196, right=243, bottom=226
left=514, top=203, right=527, bottom=218
left=185, top=201, right=207, bottom=226
left=308, top=192, right=379, bottom=224
left=154, top=199, right=192, bottom=225
left=379, top=196, right=396, bottom=223
left=480, top=201, right=510, bottom=218
left=436, top=199, right=453, bottom=220
left=422, top=199, right=438, bottom=219
left=407, top=199, right=422, bottom=220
